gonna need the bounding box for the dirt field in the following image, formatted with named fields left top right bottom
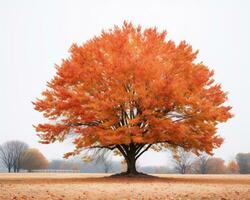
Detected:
left=0, top=173, right=250, bottom=200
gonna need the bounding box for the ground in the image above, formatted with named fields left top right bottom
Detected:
left=0, top=173, right=250, bottom=200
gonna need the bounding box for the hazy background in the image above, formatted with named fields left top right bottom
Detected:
left=0, top=0, right=249, bottom=166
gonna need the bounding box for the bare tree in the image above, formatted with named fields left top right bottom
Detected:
left=98, top=153, right=113, bottom=173
left=12, top=141, right=28, bottom=172
left=172, top=148, right=195, bottom=174
left=193, top=153, right=210, bottom=174
left=95, top=150, right=113, bottom=173
left=0, top=142, right=15, bottom=172
left=0, top=141, right=28, bottom=172
left=83, top=148, right=113, bottom=173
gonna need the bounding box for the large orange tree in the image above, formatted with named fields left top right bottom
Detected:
left=34, top=22, right=232, bottom=175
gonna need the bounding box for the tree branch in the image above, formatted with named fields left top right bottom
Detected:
left=135, top=144, right=152, bottom=160
left=135, top=144, right=145, bottom=155
left=71, top=121, right=102, bottom=127
left=116, top=145, right=128, bottom=158
left=89, top=145, right=116, bottom=151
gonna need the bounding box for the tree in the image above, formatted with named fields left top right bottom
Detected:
left=48, top=159, right=62, bottom=170
left=0, top=141, right=28, bottom=172
left=96, top=153, right=113, bottom=173
left=193, top=153, right=210, bottom=174
left=206, top=157, right=226, bottom=174
left=193, top=155, right=230, bottom=174
left=12, top=141, right=28, bottom=172
left=33, top=22, right=232, bottom=175
left=84, top=148, right=113, bottom=173
left=21, top=148, right=48, bottom=172
left=236, top=153, right=250, bottom=174
left=0, top=142, right=15, bottom=172
left=227, top=160, right=239, bottom=174
left=172, top=148, right=194, bottom=174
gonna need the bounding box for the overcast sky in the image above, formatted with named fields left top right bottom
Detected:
left=0, top=0, right=249, bottom=166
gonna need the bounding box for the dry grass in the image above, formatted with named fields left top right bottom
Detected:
left=0, top=173, right=250, bottom=200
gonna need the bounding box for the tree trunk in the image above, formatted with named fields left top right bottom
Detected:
left=115, top=143, right=152, bottom=175
left=126, top=155, right=138, bottom=175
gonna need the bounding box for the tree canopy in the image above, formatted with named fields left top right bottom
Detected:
left=21, top=148, right=48, bottom=171
left=236, top=153, right=250, bottom=174
left=34, top=22, right=232, bottom=175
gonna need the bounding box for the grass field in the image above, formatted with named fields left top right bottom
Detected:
left=0, top=173, right=250, bottom=200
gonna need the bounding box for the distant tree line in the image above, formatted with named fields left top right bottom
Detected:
left=0, top=141, right=121, bottom=173
left=44, top=151, right=250, bottom=174
left=171, top=148, right=250, bottom=174
left=47, top=158, right=121, bottom=173
left=1, top=140, right=250, bottom=175
left=47, top=148, right=120, bottom=173
left=0, top=140, right=48, bottom=172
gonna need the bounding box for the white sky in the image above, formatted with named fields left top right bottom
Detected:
left=0, top=0, right=250, bottom=166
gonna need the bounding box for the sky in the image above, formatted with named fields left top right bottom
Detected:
left=0, top=0, right=250, bottom=166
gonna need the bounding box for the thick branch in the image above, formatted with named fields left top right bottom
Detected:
left=116, top=145, right=128, bottom=158
left=71, top=121, right=102, bottom=127
left=135, top=144, right=152, bottom=160
left=89, top=145, right=116, bottom=151
left=135, top=144, right=145, bottom=155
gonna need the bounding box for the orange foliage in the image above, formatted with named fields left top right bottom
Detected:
left=206, top=157, right=226, bottom=174
left=21, top=148, right=48, bottom=171
left=227, top=160, right=239, bottom=174
left=33, top=22, right=232, bottom=158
